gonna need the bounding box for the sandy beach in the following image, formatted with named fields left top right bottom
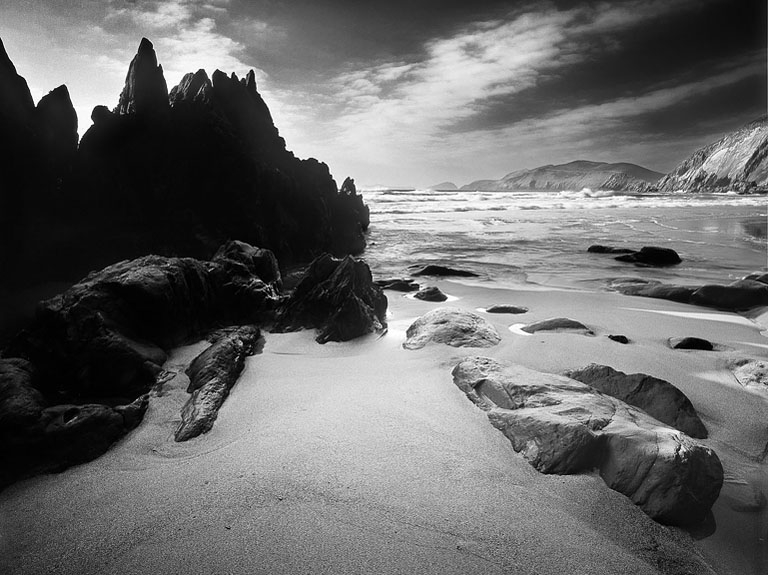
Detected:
left=1, top=279, right=766, bottom=575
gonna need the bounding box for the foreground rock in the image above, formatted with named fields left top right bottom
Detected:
left=410, top=264, right=478, bottom=277
left=610, top=275, right=768, bottom=311
left=521, top=317, right=593, bottom=335
left=414, top=286, right=448, bottom=302
left=485, top=304, right=528, bottom=314
left=0, top=358, right=148, bottom=487
left=452, top=357, right=723, bottom=525
left=614, top=246, right=682, bottom=267
left=175, top=326, right=261, bottom=441
left=274, top=254, right=388, bottom=343
left=403, top=308, right=500, bottom=350
left=564, top=364, right=708, bottom=438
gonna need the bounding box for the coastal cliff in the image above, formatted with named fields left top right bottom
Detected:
left=461, top=160, right=662, bottom=192
left=657, top=117, right=768, bottom=193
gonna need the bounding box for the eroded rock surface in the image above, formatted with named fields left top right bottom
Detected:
left=175, top=326, right=261, bottom=441
left=403, top=308, right=500, bottom=350
left=452, top=357, right=723, bottom=525
left=564, top=364, right=707, bottom=438
left=728, top=358, right=768, bottom=389
left=521, top=317, right=593, bottom=335
left=274, top=254, right=387, bottom=343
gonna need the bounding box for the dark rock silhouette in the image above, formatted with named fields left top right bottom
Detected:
left=414, top=286, right=448, bottom=302
left=403, top=308, right=500, bottom=350
left=176, top=326, right=261, bottom=441
left=274, top=254, right=388, bottom=343
left=670, top=337, right=714, bottom=351
left=608, top=334, right=629, bottom=344
left=411, top=264, right=479, bottom=277
left=114, top=37, right=169, bottom=115
left=564, top=364, right=708, bottom=438
left=614, top=246, right=682, bottom=267
left=485, top=304, right=528, bottom=314
left=452, top=356, right=723, bottom=526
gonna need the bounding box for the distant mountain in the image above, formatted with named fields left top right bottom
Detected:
left=427, top=181, right=458, bottom=190
left=657, top=117, right=768, bottom=193
left=461, top=161, right=663, bottom=192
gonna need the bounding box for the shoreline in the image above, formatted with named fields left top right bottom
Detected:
left=1, top=279, right=766, bottom=574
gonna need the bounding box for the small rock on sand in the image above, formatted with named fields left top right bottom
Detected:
left=414, top=286, right=448, bottom=302
left=485, top=304, right=529, bottom=314
left=521, top=317, right=593, bottom=335
left=670, top=337, right=714, bottom=351
left=403, top=308, right=500, bottom=350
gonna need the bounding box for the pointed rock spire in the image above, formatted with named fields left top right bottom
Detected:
left=169, top=69, right=212, bottom=105
left=0, top=36, right=35, bottom=124
left=115, top=37, right=169, bottom=115
left=35, top=85, right=78, bottom=171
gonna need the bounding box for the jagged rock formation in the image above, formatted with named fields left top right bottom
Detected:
left=403, top=308, right=500, bottom=350
left=564, top=364, right=708, bottom=438
left=657, top=117, right=768, bottom=193
left=452, top=357, right=723, bottom=525
left=175, top=326, right=261, bottom=442
left=0, top=37, right=369, bottom=293
left=461, top=161, right=662, bottom=192
left=273, top=254, right=388, bottom=343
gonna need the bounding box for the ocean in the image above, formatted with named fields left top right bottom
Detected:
left=361, top=188, right=768, bottom=291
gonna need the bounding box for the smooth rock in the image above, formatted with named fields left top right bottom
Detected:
left=414, top=286, right=448, bottom=302
left=521, top=317, right=593, bottom=335
left=615, top=246, right=682, bottom=267
left=403, top=308, right=500, bottom=350
left=608, top=334, right=629, bottom=344
left=175, top=326, right=260, bottom=442
left=691, top=280, right=768, bottom=310
left=485, top=304, right=529, bottom=314
left=410, top=264, right=479, bottom=277
left=452, top=357, right=723, bottom=525
left=670, top=337, right=714, bottom=351
left=274, top=254, right=387, bottom=343
left=564, top=364, right=708, bottom=438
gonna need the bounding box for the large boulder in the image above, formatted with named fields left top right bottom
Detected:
left=0, top=358, right=147, bottom=488
left=452, top=357, right=723, bottom=525
left=403, top=308, right=500, bottom=350
left=691, top=280, right=768, bottom=310
left=564, top=364, right=708, bottom=438
left=175, top=326, right=261, bottom=442
left=274, top=254, right=388, bottom=343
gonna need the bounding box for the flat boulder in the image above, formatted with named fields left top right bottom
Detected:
left=175, top=326, right=261, bottom=442
left=691, top=280, right=768, bottom=310
left=615, top=246, right=682, bottom=267
left=452, top=357, right=723, bottom=526
left=274, top=254, right=388, bottom=343
left=564, top=364, right=707, bottom=438
left=521, top=317, right=593, bottom=335
left=403, top=308, right=501, bottom=350
left=670, top=337, right=714, bottom=351
left=485, top=304, right=528, bottom=314
left=414, top=286, right=448, bottom=302
left=375, top=278, right=420, bottom=292
left=410, top=264, right=478, bottom=277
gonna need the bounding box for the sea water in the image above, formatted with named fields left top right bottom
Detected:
left=361, top=188, right=767, bottom=291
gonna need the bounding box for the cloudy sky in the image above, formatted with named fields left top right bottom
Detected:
left=1, top=0, right=765, bottom=187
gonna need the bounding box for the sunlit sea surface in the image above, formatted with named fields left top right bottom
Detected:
left=360, top=188, right=767, bottom=291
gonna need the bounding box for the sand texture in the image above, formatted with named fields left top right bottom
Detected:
left=1, top=280, right=766, bottom=574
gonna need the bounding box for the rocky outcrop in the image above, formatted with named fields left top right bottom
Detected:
left=610, top=275, right=768, bottom=311
left=564, top=364, right=707, bottom=438
left=403, top=308, right=500, bottom=350
left=521, top=317, right=593, bottom=335
left=114, top=38, right=169, bottom=115
left=614, top=246, right=682, bottom=267
left=175, top=326, right=261, bottom=441
left=274, top=254, right=388, bottom=343
left=452, top=357, right=723, bottom=525
left=0, top=357, right=148, bottom=488
left=414, top=286, right=448, bottom=302
left=462, top=161, right=662, bottom=192
left=657, top=117, right=768, bottom=193
left=411, top=264, right=478, bottom=277
left=427, top=182, right=458, bottom=190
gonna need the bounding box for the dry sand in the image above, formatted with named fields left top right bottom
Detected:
left=1, top=280, right=766, bottom=574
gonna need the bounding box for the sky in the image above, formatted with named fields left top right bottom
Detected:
left=1, top=0, right=765, bottom=187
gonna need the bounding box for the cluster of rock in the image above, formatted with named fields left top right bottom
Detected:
left=610, top=272, right=768, bottom=311
left=0, top=242, right=386, bottom=487
left=399, top=307, right=722, bottom=525
left=1, top=37, right=369, bottom=290
left=588, top=245, right=682, bottom=267
left=657, top=116, right=768, bottom=193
